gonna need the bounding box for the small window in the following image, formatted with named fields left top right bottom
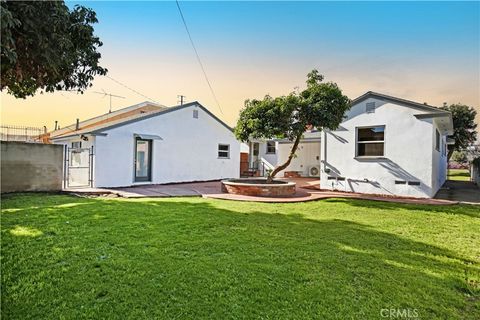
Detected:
left=193, top=109, right=199, bottom=119
left=253, top=143, right=259, bottom=156
left=71, top=141, right=82, bottom=149
left=435, top=129, right=440, bottom=151
left=356, top=126, right=385, bottom=157
left=395, top=180, right=407, bottom=185
left=218, top=144, right=230, bottom=158
left=366, top=102, right=376, bottom=113
left=408, top=181, right=420, bottom=186
left=266, top=141, right=276, bottom=154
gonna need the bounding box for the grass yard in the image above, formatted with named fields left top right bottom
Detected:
left=1, top=194, right=479, bottom=319
left=448, top=169, right=471, bottom=181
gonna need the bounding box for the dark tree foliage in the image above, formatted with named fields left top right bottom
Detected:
left=441, top=103, right=477, bottom=160
left=235, top=70, right=351, bottom=182
left=1, top=1, right=107, bottom=98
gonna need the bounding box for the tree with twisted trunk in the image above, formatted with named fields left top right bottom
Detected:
left=234, top=70, right=351, bottom=183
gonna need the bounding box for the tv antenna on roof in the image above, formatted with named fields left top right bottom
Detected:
left=93, top=89, right=126, bottom=113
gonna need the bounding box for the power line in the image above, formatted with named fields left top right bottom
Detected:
left=105, top=75, right=164, bottom=106
left=175, top=0, right=224, bottom=115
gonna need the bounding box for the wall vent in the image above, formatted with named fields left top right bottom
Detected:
left=395, top=180, right=407, bottom=184
left=193, top=109, right=199, bottom=119
left=327, top=176, right=345, bottom=181
left=366, top=102, right=376, bottom=113
left=408, top=181, right=420, bottom=186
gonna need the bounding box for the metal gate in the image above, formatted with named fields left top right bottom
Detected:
left=64, top=146, right=94, bottom=188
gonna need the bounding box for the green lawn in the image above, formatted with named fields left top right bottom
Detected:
left=448, top=169, right=471, bottom=181
left=1, top=194, right=479, bottom=319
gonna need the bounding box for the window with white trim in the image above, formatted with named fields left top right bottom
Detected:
left=356, top=126, right=385, bottom=157
left=435, top=129, right=440, bottom=151
left=218, top=144, right=230, bottom=158
left=266, top=141, right=276, bottom=154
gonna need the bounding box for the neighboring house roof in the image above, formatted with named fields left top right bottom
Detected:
left=51, top=101, right=233, bottom=140
left=352, top=91, right=454, bottom=135
left=49, top=101, right=166, bottom=139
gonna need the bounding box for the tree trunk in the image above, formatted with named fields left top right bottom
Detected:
left=266, top=134, right=302, bottom=183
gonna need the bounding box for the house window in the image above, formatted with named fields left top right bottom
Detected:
left=366, top=102, right=376, bottom=113
left=356, top=126, right=385, bottom=157
left=435, top=129, right=440, bottom=151
left=71, top=141, right=82, bottom=149
left=193, top=109, right=199, bottom=119
left=253, top=143, right=259, bottom=156
left=218, top=144, right=230, bottom=158
left=266, top=141, right=276, bottom=154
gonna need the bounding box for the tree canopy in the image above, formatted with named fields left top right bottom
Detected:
left=235, top=70, right=350, bottom=181
left=441, top=103, right=477, bottom=160
left=1, top=1, right=107, bottom=98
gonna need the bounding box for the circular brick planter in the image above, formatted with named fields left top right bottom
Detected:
left=221, top=178, right=296, bottom=197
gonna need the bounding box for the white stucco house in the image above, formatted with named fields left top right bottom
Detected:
left=49, top=101, right=240, bottom=188
left=245, top=130, right=321, bottom=178
left=245, top=91, right=454, bottom=198
left=321, top=92, right=453, bottom=198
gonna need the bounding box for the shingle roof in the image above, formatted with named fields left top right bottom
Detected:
left=51, top=101, right=232, bottom=140
left=49, top=101, right=166, bottom=139
left=352, top=91, right=453, bottom=134
left=351, top=91, right=449, bottom=114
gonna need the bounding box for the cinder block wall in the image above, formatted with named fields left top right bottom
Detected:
left=1, top=141, right=63, bottom=193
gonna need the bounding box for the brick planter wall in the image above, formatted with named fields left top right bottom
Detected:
left=221, top=179, right=296, bottom=197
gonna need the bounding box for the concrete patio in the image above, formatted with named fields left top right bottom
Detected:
left=65, top=178, right=458, bottom=205
left=435, top=180, right=480, bottom=204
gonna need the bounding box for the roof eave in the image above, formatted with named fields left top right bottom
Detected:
left=351, top=91, right=443, bottom=113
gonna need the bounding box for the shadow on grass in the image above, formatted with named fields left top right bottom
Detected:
left=1, top=194, right=479, bottom=319
left=322, top=198, right=480, bottom=218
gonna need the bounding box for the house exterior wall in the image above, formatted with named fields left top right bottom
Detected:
left=260, top=141, right=278, bottom=167
left=320, top=97, right=439, bottom=198
left=431, top=118, right=448, bottom=195
left=277, top=142, right=320, bottom=177
left=93, top=105, right=240, bottom=187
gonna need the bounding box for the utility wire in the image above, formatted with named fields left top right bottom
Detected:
left=175, top=0, right=224, bottom=115
left=105, top=75, right=165, bottom=106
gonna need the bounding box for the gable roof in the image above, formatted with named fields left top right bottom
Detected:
left=351, top=91, right=453, bottom=134
left=351, top=91, right=449, bottom=114
left=51, top=101, right=232, bottom=140
left=49, top=101, right=166, bottom=139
